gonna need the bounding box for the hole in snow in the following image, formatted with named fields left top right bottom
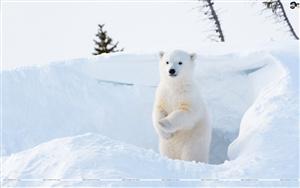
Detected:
left=197, top=54, right=279, bottom=164
left=199, top=66, right=255, bottom=164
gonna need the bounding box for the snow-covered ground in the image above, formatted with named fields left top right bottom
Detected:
left=1, top=42, right=299, bottom=187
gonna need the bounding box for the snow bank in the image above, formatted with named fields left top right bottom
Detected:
left=1, top=60, right=158, bottom=155
left=2, top=133, right=214, bottom=187
left=228, top=51, right=299, bottom=179
left=1, top=43, right=299, bottom=186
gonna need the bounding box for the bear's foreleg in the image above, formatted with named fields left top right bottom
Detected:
left=153, top=106, right=173, bottom=139
left=159, top=109, right=198, bottom=133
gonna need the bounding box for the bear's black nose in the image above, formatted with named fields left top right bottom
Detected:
left=169, top=69, right=176, bottom=75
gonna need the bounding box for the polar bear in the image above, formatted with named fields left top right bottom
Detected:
left=152, top=50, right=211, bottom=163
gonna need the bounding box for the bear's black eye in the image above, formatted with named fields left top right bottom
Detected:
left=166, top=61, right=169, bottom=64
left=178, top=61, right=182, bottom=65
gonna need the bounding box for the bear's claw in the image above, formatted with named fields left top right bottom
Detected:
left=160, top=131, right=173, bottom=140
left=159, top=119, right=175, bottom=133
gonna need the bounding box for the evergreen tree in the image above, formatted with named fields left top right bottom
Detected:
left=93, top=24, right=124, bottom=55
left=262, top=0, right=298, bottom=40
left=199, top=0, right=225, bottom=42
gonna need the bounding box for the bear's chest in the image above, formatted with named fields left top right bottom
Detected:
left=158, top=87, right=193, bottom=114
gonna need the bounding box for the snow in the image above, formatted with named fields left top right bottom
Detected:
left=1, top=42, right=299, bottom=187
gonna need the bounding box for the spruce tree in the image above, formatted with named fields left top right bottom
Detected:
left=262, top=0, right=299, bottom=40
left=93, top=24, right=124, bottom=55
left=199, top=0, right=225, bottom=42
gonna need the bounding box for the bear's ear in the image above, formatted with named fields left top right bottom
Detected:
left=159, top=51, right=164, bottom=59
left=190, top=53, right=197, bottom=61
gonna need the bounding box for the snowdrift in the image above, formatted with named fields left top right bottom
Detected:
left=1, top=44, right=299, bottom=187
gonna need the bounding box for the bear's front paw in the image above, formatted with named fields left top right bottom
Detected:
left=159, top=118, right=175, bottom=133
left=159, top=130, right=173, bottom=140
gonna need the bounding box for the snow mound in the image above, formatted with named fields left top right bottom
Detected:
left=2, top=61, right=158, bottom=155
left=1, top=43, right=299, bottom=186
left=2, top=133, right=213, bottom=187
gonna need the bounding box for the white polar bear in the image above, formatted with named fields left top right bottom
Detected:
left=152, top=50, right=211, bottom=163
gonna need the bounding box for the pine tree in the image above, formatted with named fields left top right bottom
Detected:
left=93, top=24, right=124, bottom=55
left=199, top=0, right=225, bottom=42
left=262, top=0, right=299, bottom=40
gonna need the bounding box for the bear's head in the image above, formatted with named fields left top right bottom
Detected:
left=159, top=50, right=196, bottom=82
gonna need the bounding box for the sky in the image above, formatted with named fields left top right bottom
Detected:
left=1, top=0, right=299, bottom=69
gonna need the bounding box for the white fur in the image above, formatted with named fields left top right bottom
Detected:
left=152, top=50, right=211, bottom=163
